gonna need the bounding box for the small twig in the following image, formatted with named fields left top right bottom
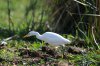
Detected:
left=74, top=0, right=88, bottom=6
left=7, top=0, right=14, bottom=32
left=71, top=13, right=100, bottom=17
left=74, top=0, right=97, bottom=10
left=75, top=0, right=81, bottom=19
left=45, top=21, right=52, bottom=31
left=0, top=35, right=18, bottom=45
left=54, top=9, right=65, bottom=31
left=92, top=26, right=100, bottom=49
left=3, top=35, right=18, bottom=41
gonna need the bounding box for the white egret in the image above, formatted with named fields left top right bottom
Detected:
left=24, top=31, right=71, bottom=46
left=24, top=31, right=71, bottom=58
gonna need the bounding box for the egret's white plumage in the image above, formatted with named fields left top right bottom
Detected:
left=24, top=31, right=71, bottom=46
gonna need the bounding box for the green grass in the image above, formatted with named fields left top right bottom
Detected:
left=0, top=39, right=99, bottom=66
left=0, top=0, right=49, bottom=37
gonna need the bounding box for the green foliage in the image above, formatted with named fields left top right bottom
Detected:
left=0, top=39, right=99, bottom=65
left=0, top=49, right=19, bottom=61
left=28, top=42, right=42, bottom=50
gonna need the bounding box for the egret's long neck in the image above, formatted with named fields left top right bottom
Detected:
left=35, top=32, right=42, bottom=40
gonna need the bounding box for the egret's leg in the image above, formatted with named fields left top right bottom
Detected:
left=61, top=45, right=65, bottom=59
left=54, top=46, right=64, bottom=58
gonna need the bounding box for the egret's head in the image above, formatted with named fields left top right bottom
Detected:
left=24, top=31, right=37, bottom=38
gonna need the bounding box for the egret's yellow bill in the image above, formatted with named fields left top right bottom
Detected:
left=23, top=35, right=29, bottom=38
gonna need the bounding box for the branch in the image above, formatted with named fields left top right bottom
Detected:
left=92, top=26, right=100, bottom=49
